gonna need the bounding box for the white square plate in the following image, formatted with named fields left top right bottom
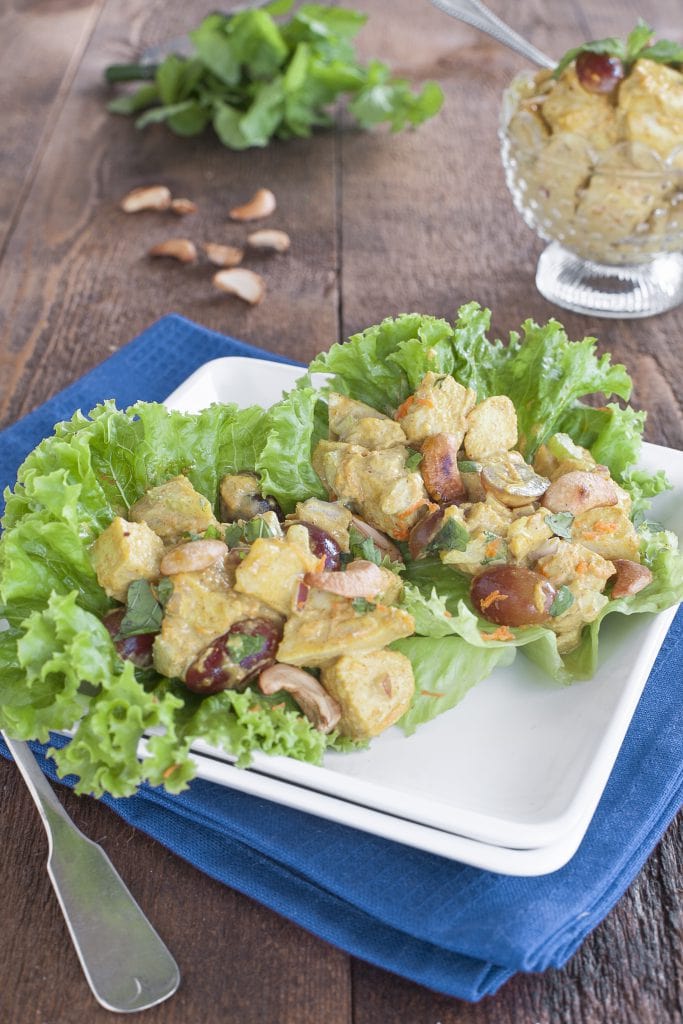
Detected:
left=164, top=357, right=682, bottom=874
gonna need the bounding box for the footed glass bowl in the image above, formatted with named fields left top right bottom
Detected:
left=500, top=73, right=683, bottom=318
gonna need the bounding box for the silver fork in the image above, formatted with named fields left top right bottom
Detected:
left=428, top=0, right=555, bottom=69
left=3, top=734, right=180, bottom=1013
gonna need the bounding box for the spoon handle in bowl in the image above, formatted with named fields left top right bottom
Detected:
left=3, top=734, right=180, bottom=1013
left=429, top=0, right=555, bottom=69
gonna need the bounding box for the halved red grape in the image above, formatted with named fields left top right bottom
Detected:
left=471, top=566, right=556, bottom=627
left=185, top=617, right=282, bottom=695
left=103, top=608, right=155, bottom=668
left=575, top=51, right=624, bottom=94
left=289, top=522, right=341, bottom=570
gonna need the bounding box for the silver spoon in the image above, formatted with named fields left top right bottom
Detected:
left=3, top=734, right=180, bottom=1013
left=428, top=0, right=555, bottom=69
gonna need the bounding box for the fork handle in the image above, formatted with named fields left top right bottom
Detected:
left=4, top=735, right=180, bottom=1013
left=429, top=0, right=555, bottom=69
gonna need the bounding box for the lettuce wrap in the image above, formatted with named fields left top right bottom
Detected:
left=1, top=303, right=681, bottom=798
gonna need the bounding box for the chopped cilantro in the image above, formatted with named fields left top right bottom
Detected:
left=457, top=460, right=481, bottom=474
left=118, top=580, right=163, bottom=637
left=550, top=586, right=574, bottom=617
left=243, top=517, right=278, bottom=542
left=226, top=632, right=266, bottom=664
left=352, top=597, right=377, bottom=614
left=155, top=577, right=174, bottom=608
left=427, top=517, right=469, bottom=554
left=545, top=511, right=575, bottom=540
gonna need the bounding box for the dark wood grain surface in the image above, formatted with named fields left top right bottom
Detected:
left=0, top=1, right=681, bottom=1021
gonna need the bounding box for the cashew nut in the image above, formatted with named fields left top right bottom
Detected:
left=247, top=229, right=291, bottom=253
left=148, top=238, right=198, bottom=263
left=213, top=268, right=266, bottom=304
left=304, top=559, right=384, bottom=598
left=259, top=664, right=341, bottom=733
left=349, top=516, right=403, bottom=563
left=229, top=188, right=276, bottom=221
left=120, top=185, right=172, bottom=213
left=160, top=539, right=228, bottom=575
left=170, top=197, right=198, bottom=215
left=610, top=559, right=653, bottom=598
left=542, top=471, right=618, bottom=515
left=203, top=243, right=244, bottom=268
left=420, top=434, right=466, bottom=504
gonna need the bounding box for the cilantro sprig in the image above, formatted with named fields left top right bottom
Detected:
left=105, top=1, right=443, bottom=149
left=554, top=19, right=683, bottom=79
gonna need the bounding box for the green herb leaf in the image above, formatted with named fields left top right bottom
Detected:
left=155, top=577, right=174, bottom=608
left=352, top=597, right=376, bottom=614
left=457, top=460, right=481, bottom=474
left=545, top=511, right=575, bottom=540
left=427, top=517, right=469, bottom=554
left=625, top=20, right=654, bottom=62
left=405, top=450, right=423, bottom=471
left=118, top=580, right=163, bottom=637
left=549, top=586, right=574, bottom=618
left=224, top=523, right=245, bottom=547
left=243, top=516, right=278, bottom=542
left=640, top=39, right=683, bottom=65
left=225, top=633, right=266, bottom=663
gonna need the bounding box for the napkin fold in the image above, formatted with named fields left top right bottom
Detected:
left=1, top=314, right=681, bottom=1001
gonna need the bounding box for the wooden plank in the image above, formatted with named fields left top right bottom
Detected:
left=0, top=0, right=104, bottom=248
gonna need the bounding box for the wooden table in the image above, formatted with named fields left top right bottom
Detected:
left=1, top=1, right=681, bottom=1020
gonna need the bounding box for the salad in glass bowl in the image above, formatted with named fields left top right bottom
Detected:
left=500, top=21, right=683, bottom=318
left=1, top=304, right=681, bottom=799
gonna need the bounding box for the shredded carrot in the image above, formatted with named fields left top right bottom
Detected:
left=481, top=626, right=514, bottom=642
left=480, top=589, right=508, bottom=611
left=398, top=498, right=430, bottom=520
left=162, top=764, right=179, bottom=779
left=393, top=526, right=410, bottom=541
left=395, top=395, right=416, bottom=420
left=420, top=690, right=445, bottom=698
left=576, top=560, right=590, bottom=575
left=484, top=539, right=500, bottom=559
left=443, top=609, right=452, bottom=618
left=584, top=520, right=617, bottom=540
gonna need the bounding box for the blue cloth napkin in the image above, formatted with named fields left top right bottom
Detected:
left=1, top=314, right=681, bottom=1001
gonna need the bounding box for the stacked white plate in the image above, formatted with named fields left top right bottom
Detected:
left=165, top=358, right=683, bottom=876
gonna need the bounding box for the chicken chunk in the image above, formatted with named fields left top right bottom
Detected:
left=571, top=506, right=640, bottom=561
left=233, top=526, right=320, bottom=616
left=90, top=516, right=164, bottom=602
left=540, top=65, right=618, bottom=149
left=277, top=590, right=414, bottom=667
left=618, top=60, right=683, bottom=159
left=313, top=440, right=429, bottom=541
left=129, top=475, right=217, bottom=544
left=321, top=650, right=415, bottom=739
left=507, top=510, right=554, bottom=564
left=328, top=393, right=407, bottom=450
left=395, top=373, right=476, bottom=447
left=464, top=396, right=518, bottom=461
left=153, top=569, right=281, bottom=680
left=290, top=498, right=353, bottom=552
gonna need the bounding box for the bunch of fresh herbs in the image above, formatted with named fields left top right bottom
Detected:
left=105, top=1, right=443, bottom=149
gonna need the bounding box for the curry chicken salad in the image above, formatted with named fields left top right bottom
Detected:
left=90, top=372, right=653, bottom=744
left=2, top=306, right=681, bottom=797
